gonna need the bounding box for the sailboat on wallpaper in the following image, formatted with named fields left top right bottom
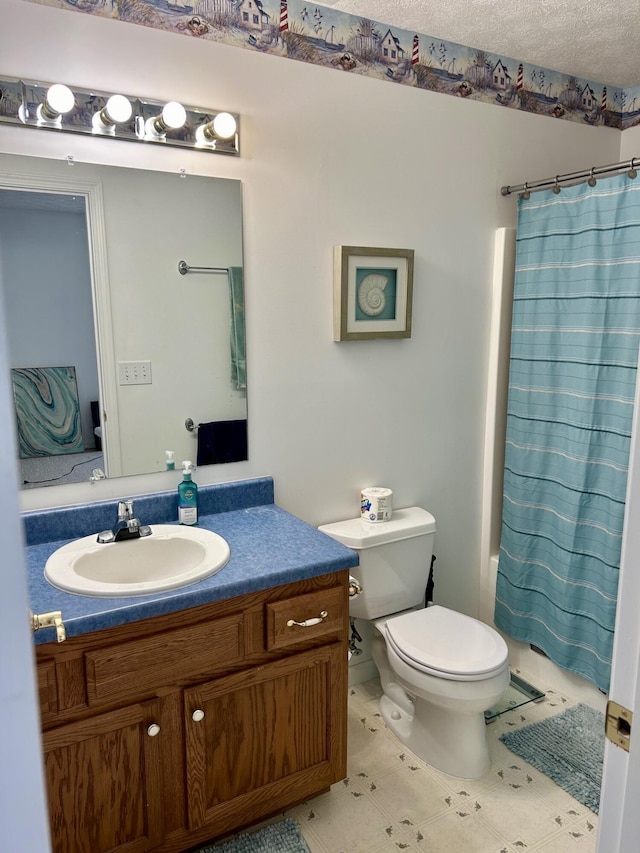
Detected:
left=11, top=366, right=84, bottom=458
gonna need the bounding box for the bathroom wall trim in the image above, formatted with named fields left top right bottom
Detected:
left=22, top=0, right=639, bottom=130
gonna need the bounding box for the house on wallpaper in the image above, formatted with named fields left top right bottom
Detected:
left=581, top=83, right=596, bottom=109
left=380, top=29, right=405, bottom=65
left=492, top=59, right=511, bottom=89
left=237, top=0, right=269, bottom=31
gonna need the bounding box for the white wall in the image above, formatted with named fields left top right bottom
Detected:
left=619, top=123, right=640, bottom=161
left=1, top=0, right=623, bottom=618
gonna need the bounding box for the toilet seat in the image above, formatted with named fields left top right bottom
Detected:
left=382, top=605, right=508, bottom=682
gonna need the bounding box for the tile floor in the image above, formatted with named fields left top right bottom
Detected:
left=284, top=673, right=600, bottom=852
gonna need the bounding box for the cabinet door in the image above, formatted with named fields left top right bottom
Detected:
left=185, top=643, right=346, bottom=835
left=43, top=700, right=164, bottom=853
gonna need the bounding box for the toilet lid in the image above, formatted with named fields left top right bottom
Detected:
left=384, top=606, right=508, bottom=679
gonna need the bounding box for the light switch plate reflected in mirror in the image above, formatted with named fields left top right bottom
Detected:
left=119, top=361, right=152, bottom=385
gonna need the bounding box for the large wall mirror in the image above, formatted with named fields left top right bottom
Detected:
left=0, top=153, right=247, bottom=490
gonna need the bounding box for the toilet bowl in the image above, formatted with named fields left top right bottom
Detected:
left=318, top=507, right=510, bottom=780
left=373, top=606, right=509, bottom=778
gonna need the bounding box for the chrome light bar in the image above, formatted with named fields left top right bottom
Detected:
left=0, top=75, right=240, bottom=157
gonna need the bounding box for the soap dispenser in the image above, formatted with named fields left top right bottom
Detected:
left=178, top=461, right=198, bottom=525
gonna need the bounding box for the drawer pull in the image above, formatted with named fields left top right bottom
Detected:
left=147, top=723, right=161, bottom=737
left=192, top=709, right=205, bottom=722
left=287, top=610, right=328, bottom=628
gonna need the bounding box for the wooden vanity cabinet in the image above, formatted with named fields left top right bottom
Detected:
left=36, top=571, right=349, bottom=853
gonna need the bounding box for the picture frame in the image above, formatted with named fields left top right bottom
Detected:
left=333, top=246, right=414, bottom=341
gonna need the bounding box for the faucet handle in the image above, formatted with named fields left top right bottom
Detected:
left=118, top=499, right=134, bottom=521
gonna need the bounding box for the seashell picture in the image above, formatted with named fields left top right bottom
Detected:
left=333, top=245, right=414, bottom=341
left=356, top=270, right=397, bottom=320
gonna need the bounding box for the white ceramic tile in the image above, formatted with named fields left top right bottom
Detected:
left=471, top=781, right=566, bottom=847
left=413, top=811, right=506, bottom=851
left=530, top=822, right=599, bottom=852
left=366, top=763, right=454, bottom=826
left=294, top=787, right=406, bottom=853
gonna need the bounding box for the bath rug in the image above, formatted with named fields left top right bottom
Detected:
left=199, top=818, right=311, bottom=853
left=500, top=702, right=605, bottom=813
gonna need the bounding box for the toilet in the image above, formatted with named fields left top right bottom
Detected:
left=319, top=506, right=510, bottom=779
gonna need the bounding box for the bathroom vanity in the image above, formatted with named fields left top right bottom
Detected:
left=27, top=478, right=358, bottom=853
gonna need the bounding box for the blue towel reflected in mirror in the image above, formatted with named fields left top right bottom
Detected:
left=197, top=419, right=248, bottom=465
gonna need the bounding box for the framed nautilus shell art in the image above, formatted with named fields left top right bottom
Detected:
left=333, top=246, right=414, bottom=341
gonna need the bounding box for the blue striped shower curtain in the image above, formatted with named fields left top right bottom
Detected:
left=495, top=174, right=640, bottom=692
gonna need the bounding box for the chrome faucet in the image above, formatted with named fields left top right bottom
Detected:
left=97, top=499, right=152, bottom=543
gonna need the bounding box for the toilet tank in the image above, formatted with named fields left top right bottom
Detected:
left=318, top=507, right=436, bottom=620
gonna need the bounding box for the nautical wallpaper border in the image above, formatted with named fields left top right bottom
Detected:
left=20, top=0, right=640, bottom=131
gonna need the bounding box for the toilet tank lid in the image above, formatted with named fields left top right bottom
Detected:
left=318, top=507, right=436, bottom=549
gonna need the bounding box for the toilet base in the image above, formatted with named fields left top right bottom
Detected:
left=378, top=692, right=491, bottom=780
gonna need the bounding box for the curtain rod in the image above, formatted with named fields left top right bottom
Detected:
left=501, top=157, right=640, bottom=197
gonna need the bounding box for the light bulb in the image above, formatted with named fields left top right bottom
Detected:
left=47, top=84, right=74, bottom=114
left=213, top=112, right=237, bottom=139
left=105, top=95, right=133, bottom=124
left=92, top=94, right=133, bottom=132
left=161, top=101, right=187, bottom=129
left=146, top=100, right=187, bottom=137
left=196, top=112, right=237, bottom=145
left=37, top=83, right=74, bottom=123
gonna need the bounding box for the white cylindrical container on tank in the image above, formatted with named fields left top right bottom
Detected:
left=360, top=487, right=393, bottom=522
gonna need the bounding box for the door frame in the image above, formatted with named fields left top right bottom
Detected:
left=596, top=344, right=640, bottom=851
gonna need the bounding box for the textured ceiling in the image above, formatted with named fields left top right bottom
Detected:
left=323, top=0, right=637, bottom=88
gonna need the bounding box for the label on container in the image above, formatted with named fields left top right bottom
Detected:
left=360, top=487, right=393, bottom=523
left=179, top=506, right=198, bottom=525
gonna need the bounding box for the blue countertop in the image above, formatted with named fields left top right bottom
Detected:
left=26, top=477, right=358, bottom=645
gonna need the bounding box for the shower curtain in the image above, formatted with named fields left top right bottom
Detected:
left=495, top=173, right=640, bottom=692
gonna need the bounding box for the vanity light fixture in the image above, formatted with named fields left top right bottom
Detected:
left=0, top=75, right=240, bottom=157
left=92, top=94, right=133, bottom=133
left=37, top=83, right=74, bottom=124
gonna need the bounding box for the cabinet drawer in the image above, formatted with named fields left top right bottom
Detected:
left=85, top=613, right=244, bottom=705
left=265, top=584, right=345, bottom=651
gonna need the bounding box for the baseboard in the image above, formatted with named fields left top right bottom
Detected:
left=348, top=656, right=378, bottom=686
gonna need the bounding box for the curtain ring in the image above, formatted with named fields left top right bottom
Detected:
left=628, top=159, right=638, bottom=179
left=521, top=182, right=531, bottom=200
left=587, top=167, right=597, bottom=187
left=552, top=176, right=561, bottom=194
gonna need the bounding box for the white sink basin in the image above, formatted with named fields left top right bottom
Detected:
left=44, top=525, right=230, bottom=597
